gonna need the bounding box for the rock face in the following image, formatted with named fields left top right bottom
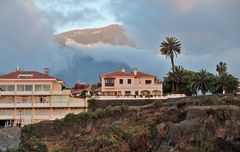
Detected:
left=0, top=127, right=21, bottom=151
left=54, top=24, right=136, bottom=47
left=19, top=95, right=240, bottom=152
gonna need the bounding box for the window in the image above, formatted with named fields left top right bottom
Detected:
left=125, top=91, right=131, bottom=96
left=25, top=85, right=33, bottom=91
left=145, top=80, right=152, bottom=84
left=119, top=79, right=123, bottom=84
left=18, top=74, right=33, bottom=79
left=7, top=85, right=15, bottom=91
left=135, top=91, right=139, bottom=96
left=127, top=79, right=131, bottom=84
left=104, top=78, right=114, bottom=86
left=35, top=85, right=43, bottom=91
left=17, top=85, right=24, bottom=91
left=39, top=96, right=47, bottom=103
left=104, top=78, right=114, bottom=83
left=43, top=85, right=51, bottom=91
left=104, top=91, right=115, bottom=96
left=0, top=85, right=6, bottom=91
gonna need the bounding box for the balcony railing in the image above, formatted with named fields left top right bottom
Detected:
left=0, top=90, right=68, bottom=96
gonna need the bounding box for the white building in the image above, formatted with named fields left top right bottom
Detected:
left=0, top=68, right=87, bottom=127
left=100, top=68, right=163, bottom=97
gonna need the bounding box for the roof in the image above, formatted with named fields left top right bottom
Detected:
left=0, top=71, right=57, bottom=80
left=129, top=71, right=156, bottom=78
left=101, top=71, right=133, bottom=77
left=101, top=70, right=156, bottom=78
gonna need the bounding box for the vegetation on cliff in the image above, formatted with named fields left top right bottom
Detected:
left=18, top=94, right=240, bottom=152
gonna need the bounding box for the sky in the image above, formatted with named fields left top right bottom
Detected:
left=0, top=0, right=239, bottom=84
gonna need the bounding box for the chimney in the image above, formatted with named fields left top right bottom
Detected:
left=121, top=68, right=125, bottom=72
left=133, top=68, right=138, bottom=76
left=44, top=68, right=49, bottom=75
left=16, top=66, right=21, bottom=71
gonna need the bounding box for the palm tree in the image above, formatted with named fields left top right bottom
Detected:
left=191, top=69, right=213, bottom=95
left=165, top=66, right=187, bottom=92
left=160, top=37, right=181, bottom=72
left=216, top=62, right=227, bottom=76
left=212, top=73, right=239, bottom=94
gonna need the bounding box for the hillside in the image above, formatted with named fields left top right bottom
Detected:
left=54, top=24, right=136, bottom=47
left=19, top=94, right=240, bottom=152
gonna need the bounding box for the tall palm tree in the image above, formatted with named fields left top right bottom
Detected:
left=160, top=37, right=181, bottom=72
left=216, top=62, right=227, bottom=76
left=191, top=69, right=213, bottom=95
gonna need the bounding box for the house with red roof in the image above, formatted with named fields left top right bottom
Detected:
left=100, top=68, right=163, bottom=97
left=0, top=67, right=87, bottom=127
left=71, top=81, right=92, bottom=97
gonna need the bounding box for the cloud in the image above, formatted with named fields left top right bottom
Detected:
left=108, top=0, right=240, bottom=77
left=0, top=0, right=64, bottom=72
left=0, top=0, right=239, bottom=85
left=34, top=0, right=117, bottom=33
left=0, top=0, right=131, bottom=85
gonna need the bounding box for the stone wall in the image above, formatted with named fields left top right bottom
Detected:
left=0, top=127, right=21, bottom=151
left=89, top=99, right=156, bottom=110
left=90, top=93, right=240, bottom=110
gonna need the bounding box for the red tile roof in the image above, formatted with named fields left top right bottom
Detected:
left=101, top=70, right=156, bottom=78
left=101, top=71, right=133, bottom=77
left=0, top=71, right=57, bottom=79
left=129, top=71, right=156, bottom=78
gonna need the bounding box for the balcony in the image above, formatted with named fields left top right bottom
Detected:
left=0, top=90, right=68, bottom=96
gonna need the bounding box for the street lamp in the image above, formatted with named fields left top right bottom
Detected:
left=19, top=110, right=22, bottom=127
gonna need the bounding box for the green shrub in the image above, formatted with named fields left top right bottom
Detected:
left=97, top=133, right=120, bottom=151
left=217, top=108, right=231, bottom=121
left=201, top=97, right=212, bottom=105
left=193, top=126, right=214, bottom=152
left=6, top=148, right=18, bottom=152
left=88, top=99, right=97, bottom=110
left=63, top=113, right=77, bottom=125
left=22, top=124, right=34, bottom=134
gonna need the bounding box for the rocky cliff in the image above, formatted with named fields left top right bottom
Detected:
left=19, top=95, right=240, bottom=152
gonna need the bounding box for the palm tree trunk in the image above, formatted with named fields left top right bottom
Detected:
left=170, top=55, right=175, bottom=72
left=176, top=84, right=180, bottom=93
left=222, top=86, right=228, bottom=94
left=201, top=89, right=206, bottom=95
left=172, top=82, right=175, bottom=93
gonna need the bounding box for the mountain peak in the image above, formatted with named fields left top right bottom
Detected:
left=54, top=24, right=135, bottom=47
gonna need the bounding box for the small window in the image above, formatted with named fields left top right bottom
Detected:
left=145, top=80, right=152, bottom=84
left=125, top=91, right=131, bottom=96
left=119, top=79, right=123, bottom=84
left=127, top=79, right=131, bottom=84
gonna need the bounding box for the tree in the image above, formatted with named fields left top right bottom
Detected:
left=216, top=61, right=227, bottom=76
left=165, top=66, right=187, bottom=92
left=160, top=37, right=181, bottom=72
left=191, top=69, right=213, bottom=95
left=212, top=73, right=239, bottom=94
